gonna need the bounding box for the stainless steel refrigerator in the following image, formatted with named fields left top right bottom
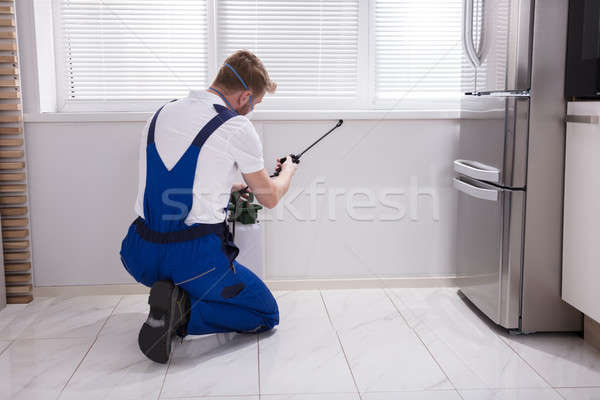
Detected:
left=454, top=0, right=582, bottom=333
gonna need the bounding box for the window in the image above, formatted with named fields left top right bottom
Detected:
left=55, top=0, right=208, bottom=111
left=52, top=0, right=465, bottom=112
left=217, top=0, right=360, bottom=108
left=374, top=0, right=464, bottom=107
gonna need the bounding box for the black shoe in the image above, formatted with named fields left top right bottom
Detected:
left=138, top=280, right=189, bottom=364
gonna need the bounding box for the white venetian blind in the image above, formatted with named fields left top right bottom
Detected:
left=375, top=0, right=464, bottom=101
left=217, top=0, right=360, bottom=100
left=58, top=0, right=208, bottom=101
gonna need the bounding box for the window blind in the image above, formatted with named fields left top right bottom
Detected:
left=216, top=0, right=360, bottom=100
left=58, top=0, right=208, bottom=101
left=375, top=0, right=464, bottom=101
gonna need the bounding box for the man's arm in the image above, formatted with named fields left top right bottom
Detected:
left=242, top=156, right=297, bottom=209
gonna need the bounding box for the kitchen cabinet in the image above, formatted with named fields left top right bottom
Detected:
left=562, top=102, right=600, bottom=323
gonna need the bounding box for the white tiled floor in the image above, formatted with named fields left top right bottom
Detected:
left=0, top=288, right=599, bottom=400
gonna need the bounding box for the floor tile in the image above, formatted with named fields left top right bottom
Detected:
left=459, top=388, right=564, bottom=400
left=2, top=289, right=594, bottom=399
left=262, top=394, right=360, bottom=400
left=98, top=295, right=148, bottom=337
left=59, top=317, right=168, bottom=400
left=0, top=338, right=93, bottom=400
left=272, top=290, right=330, bottom=326
left=0, top=298, right=55, bottom=339
left=272, top=290, right=288, bottom=299
left=557, top=388, right=600, bottom=400
left=362, top=390, right=462, bottom=400
left=321, top=289, right=401, bottom=332
left=161, top=332, right=259, bottom=397
left=387, top=288, right=548, bottom=390
left=259, top=291, right=357, bottom=395
left=23, top=295, right=122, bottom=339
left=500, top=333, right=600, bottom=388
left=322, top=289, right=452, bottom=392
left=161, top=397, right=258, bottom=400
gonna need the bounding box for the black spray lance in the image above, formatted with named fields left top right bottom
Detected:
left=271, top=119, right=344, bottom=177
left=230, top=119, right=344, bottom=239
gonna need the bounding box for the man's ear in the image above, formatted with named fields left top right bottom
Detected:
left=240, top=90, right=252, bottom=105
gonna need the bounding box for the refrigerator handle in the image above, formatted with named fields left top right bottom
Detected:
left=463, top=0, right=481, bottom=68
left=475, top=0, right=486, bottom=60
left=453, top=178, right=499, bottom=202
left=454, top=159, right=500, bottom=183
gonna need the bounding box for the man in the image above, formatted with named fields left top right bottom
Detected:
left=120, top=50, right=296, bottom=363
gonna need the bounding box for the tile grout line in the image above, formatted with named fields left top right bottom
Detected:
left=481, top=307, right=559, bottom=393
left=554, top=385, right=600, bottom=389
left=257, top=333, right=261, bottom=400
left=383, top=288, right=466, bottom=400
left=319, top=290, right=363, bottom=400
left=395, top=289, right=533, bottom=396
left=157, top=340, right=176, bottom=400
left=161, top=395, right=259, bottom=399
left=453, top=288, right=564, bottom=398
left=56, top=295, right=124, bottom=399
left=0, top=339, right=14, bottom=357
left=13, top=297, right=58, bottom=340
left=555, top=387, right=569, bottom=400
left=493, top=331, right=565, bottom=398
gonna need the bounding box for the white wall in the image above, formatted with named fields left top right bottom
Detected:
left=17, top=0, right=460, bottom=286
left=25, top=120, right=142, bottom=286
left=262, top=120, right=459, bottom=280
left=24, top=118, right=459, bottom=286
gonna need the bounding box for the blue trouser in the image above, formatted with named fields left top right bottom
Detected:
left=120, top=222, right=279, bottom=335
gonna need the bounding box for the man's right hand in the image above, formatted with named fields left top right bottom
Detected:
left=242, top=156, right=297, bottom=209
left=276, top=155, right=298, bottom=176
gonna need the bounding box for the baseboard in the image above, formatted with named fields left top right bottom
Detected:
left=266, top=276, right=465, bottom=290
left=34, top=284, right=150, bottom=297
left=584, top=315, right=600, bottom=351
left=33, top=276, right=464, bottom=297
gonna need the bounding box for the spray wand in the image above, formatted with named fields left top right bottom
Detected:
left=271, top=119, right=344, bottom=177
left=229, top=119, right=344, bottom=240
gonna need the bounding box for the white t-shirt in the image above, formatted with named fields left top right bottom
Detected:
left=134, top=90, right=264, bottom=224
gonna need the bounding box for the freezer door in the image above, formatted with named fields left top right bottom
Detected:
left=457, top=96, right=529, bottom=188
left=463, top=0, right=533, bottom=93
left=454, top=176, right=525, bottom=329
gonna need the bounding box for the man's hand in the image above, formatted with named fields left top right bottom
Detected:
left=231, top=182, right=251, bottom=200
left=242, top=156, right=297, bottom=209
left=276, top=155, right=298, bottom=175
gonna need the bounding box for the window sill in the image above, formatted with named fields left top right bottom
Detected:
left=23, top=109, right=460, bottom=123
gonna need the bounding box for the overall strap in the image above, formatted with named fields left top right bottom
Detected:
left=147, top=100, right=177, bottom=146
left=191, top=103, right=237, bottom=148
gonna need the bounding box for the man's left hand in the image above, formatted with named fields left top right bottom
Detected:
left=231, top=182, right=250, bottom=200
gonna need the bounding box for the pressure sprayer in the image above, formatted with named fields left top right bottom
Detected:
left=228, top=119, right=344, bottom=240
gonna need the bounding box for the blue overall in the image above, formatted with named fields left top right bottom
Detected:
left=120, top=103, right=279, bottom=335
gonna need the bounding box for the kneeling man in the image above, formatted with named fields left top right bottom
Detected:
left=120, top=50, right=296, bottom=363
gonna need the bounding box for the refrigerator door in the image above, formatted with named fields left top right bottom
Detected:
left=457, top=96, right=530, bottom=188
left=454, top=176, right=525, bottom=329
left=463, top=0, right=533, bottom=93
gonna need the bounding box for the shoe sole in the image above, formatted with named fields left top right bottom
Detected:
left=138, top=281, right=180, bottom=364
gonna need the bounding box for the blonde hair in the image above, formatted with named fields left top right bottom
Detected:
left=212, top=50, right=277, bottom=96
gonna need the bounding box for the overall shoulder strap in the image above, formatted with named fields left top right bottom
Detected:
left=147, top=100, right=177, bottom=146
left=191, top=104, right=237, bottom=148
